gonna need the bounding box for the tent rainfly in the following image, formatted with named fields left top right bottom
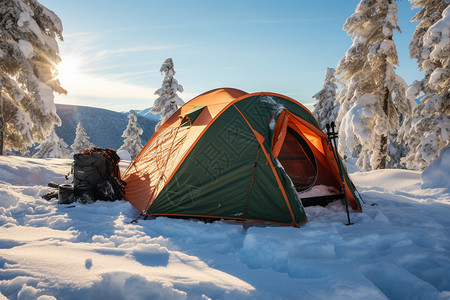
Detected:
left=122, top=88, right=361, bottom=226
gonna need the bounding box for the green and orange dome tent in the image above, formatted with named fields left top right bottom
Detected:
left=122, top=88, right=361, bottom=226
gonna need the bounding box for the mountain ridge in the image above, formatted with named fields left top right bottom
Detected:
left=55, top=104, right=157, bottom=151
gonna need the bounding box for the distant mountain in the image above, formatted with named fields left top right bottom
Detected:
left=135, top=107, right=160, bottom=121
left=54, top=104, right=157, bottom=151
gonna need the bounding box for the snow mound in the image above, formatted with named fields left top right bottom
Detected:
left=421, top=146, right=450, bottom=190
left=88, top=272, right=187, bottom=299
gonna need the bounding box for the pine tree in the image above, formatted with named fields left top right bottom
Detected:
left=32, top=126, right=69, bottom=158
left=335, top=0, right=415, bottom=170
left=409, top=0, right=448, bottom=72
left=312, top=68, right=339, bottom=132
left=150, top=58, right=184, bottom=130
left=118, top=110, right=143, bottom=159
left=71, top=122, right=94, bottom=153
left=0, top=0, right=66, bottom=154
left=398, top=2, right=449, bottom=170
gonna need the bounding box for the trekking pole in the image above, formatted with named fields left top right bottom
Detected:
left=326, top=122, right=353, bottom=226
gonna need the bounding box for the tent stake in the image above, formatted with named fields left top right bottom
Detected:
left=326, top=122, right=353, bottom=226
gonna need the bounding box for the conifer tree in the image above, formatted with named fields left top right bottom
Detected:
left=32, top=126, right=69, bottom=158
left=409, top=0, right=448, bottom=72
left=312, top=68, right=339, bottom=132
left=335, top=0, right=414, bottom=170
left=118, top=110, right=143, bottom=159
left=150, top=58, right=184, bottom=130
left=0, top=0, right=66, bottom=154
left=71, top=122, right=94, bottom=153
left=398, top=3, right=449, bottom=170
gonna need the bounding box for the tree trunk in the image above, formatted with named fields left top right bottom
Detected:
left=376, top=86, right=390, bottom=169
left=375, top=12, right=393, bottom=170
left=378, top=135, right=387, bottom=169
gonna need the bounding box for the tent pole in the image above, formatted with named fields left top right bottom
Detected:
left=326, top=122, right=353, bottom=226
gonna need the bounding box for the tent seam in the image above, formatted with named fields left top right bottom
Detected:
left=144, top=125, right=181, bottom=213
left=243, top=146, right=260, bottom=219
left=232, top=104, right=298, bottom=225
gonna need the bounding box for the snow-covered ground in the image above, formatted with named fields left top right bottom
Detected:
left=0, top=156, right=449, bottom=300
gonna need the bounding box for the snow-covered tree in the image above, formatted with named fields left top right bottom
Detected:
left=335, top=0, right=415, bottom=170
left=150, top=58, right=184, bottom=130
left=398, top=3, right=450, bottom=170
left=0, top=0, right=66, bottom=155
left=312, top=68, right=339, bottom=132
left=71, top=122, right=94, bottom=153
left=118, top=110, right=143, bottom=160
left=33, top=126, right=69, bottom=158
left=409, top=0, right=448, bottom=71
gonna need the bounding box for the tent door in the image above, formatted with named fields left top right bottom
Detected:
left=272, top=113, right=318, bottom=192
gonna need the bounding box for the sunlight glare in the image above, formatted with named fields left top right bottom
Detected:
left=57, top=55, right=82, bottom=85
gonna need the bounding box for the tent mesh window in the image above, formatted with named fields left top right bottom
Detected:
left=278, top=127, right=317, bottom=192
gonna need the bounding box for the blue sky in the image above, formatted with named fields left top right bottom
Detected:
left=40, top=0, right=422, bottom=112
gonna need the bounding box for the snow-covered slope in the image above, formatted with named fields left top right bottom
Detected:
left=55, top=104, right=157, bottom=151
left=135, top=107, right=160, bottom=121
left=0, top=156, right=449, bottom=299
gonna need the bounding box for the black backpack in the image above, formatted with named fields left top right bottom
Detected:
left=72, top=147, right=125, bottom=202
left=73, top=151, right=106, bottom=190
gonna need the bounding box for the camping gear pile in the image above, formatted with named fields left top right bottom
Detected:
left=43, top=147, right=125, bottom=204
left=122, top=88, right=362, bottom=226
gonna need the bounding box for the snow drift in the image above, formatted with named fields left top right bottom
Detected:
left=0, top=156, right=449, bottom=299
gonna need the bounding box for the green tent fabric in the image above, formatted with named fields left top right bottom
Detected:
left=122, top=88, right=361, bottom=226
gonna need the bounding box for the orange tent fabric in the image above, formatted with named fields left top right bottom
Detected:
left=122, top=88, right=361, bottom=225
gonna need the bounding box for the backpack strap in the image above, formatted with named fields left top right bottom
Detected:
left=65, top=164, right=73, bottom=180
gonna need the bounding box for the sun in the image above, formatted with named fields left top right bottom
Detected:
left=57, top=55, right=82, bottom=85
